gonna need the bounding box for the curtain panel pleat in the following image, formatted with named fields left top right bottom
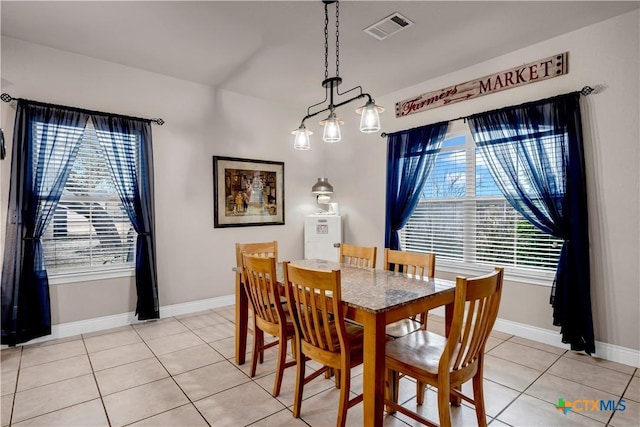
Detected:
left=467, top=92, right=594, bottom=354
left=91, top=115, right=159, bottom=320
left=1, top=101, right=90, bottom=345
left=384, top=122, right=449, bottom=250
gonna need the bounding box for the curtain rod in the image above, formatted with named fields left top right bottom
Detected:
left=0, top=93, right=165, bottom=126
left=380, top=85, right=597, bottom=138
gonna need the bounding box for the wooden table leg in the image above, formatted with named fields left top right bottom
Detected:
left=362, top=311, right=386, bottom=427
left=235, top=273, right=248, bottom=365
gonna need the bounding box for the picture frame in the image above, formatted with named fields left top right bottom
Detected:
left=213, top=156, right=285, bottom=228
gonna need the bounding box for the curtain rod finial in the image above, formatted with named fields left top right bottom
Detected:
left=580, top=84, right=605, bottom=96
left=580, top=86, right=594, bottom=96
left=1, top=93, right=14, bottom=103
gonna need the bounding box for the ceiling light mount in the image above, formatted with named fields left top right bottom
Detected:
left=322, top=76, right=342, bottom=89
left=292, top=0, right=383, bottom=150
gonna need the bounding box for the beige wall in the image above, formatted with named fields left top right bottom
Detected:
left=329, top=10, right=640, bottom=351
left=1, top=10, right=638, bottom=351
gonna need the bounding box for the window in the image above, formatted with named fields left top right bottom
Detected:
left=399, top=126, right=562, bottom=282
left=37, top=120, right=136, bottom=276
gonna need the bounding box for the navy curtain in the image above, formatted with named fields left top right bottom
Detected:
left=385, top=122, right=449, bottom=250
left=92, top=115, right=159, bottom=320
left=467, top=92, right=594, bottom=354
left=1, top=100, right=89, bottom=345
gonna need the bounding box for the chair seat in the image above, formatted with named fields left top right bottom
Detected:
left=385, top=318, right=423, bottom=339
left=385, top=330, right=450, bottom=376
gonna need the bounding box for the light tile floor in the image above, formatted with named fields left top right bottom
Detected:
left=1, top=308, right=638, bottom=426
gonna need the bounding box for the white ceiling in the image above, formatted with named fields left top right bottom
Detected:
left=2, top=1, right=638, bottom=111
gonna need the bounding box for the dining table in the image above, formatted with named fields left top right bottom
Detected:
left=234, top=258, right=456, bottom=427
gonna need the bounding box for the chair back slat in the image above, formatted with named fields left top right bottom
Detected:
left=454, top=299, right=475, bottom=368
left=297, top=288, right=311, bottom=343
left=340, top=244, right=377, bottom=268
left=384, top=249, right=435, bottom=277
left=444, top=268, right=504, bottom=374
left=284, top=262, right=345, bottom=354
left=242, top=254, right=284, bottom=326
left=465, top=302, right=486, bottom=366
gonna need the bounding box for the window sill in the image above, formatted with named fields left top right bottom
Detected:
left=436, top=260, right=555, bottom=287
left=48, top=266, right=135, bottom=285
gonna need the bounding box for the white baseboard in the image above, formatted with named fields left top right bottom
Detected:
left=159, top=295, right=235, bottom=318
left=5, top=295, right=639, bottom=369
left=431, top=307, right=640, bottom=368
left=2, top=295, right=235, bottom=348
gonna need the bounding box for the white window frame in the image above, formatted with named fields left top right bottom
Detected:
left=48, top=265, right=135, bottom=285
left=399, top=122, right=560, bottom=287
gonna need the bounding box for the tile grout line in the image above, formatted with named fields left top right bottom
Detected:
left=485, top=337, right=567, bottom=425
left=7, top=347, right=23, bottom=427
left=493, top=345, right=631, bottom=427
left=144, top=311, right=296, bottom=426
left=81, top=332, right=114, bottom=427
left=134, top=315, right=213, bottom=427
left=603, top=372, right=639, bottom=426
left=10, top=341, right=105, bottom=426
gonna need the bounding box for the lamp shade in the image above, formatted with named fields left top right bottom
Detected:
left=356, top=101, right=384, bottom=133
left=319, top=112, right=343, bottom=143
left=292, top=125, right=312, bottom=150
left=311, top=177, right=334, bottom=195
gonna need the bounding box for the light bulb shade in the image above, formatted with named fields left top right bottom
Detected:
left=292, top=125, right=312, bottom=150
left=319, top=112, right=344, bottom=143
left=311, top=177, right=334, bottom=195
left=356, top=101, right=384, bottom=133
left=323, top=119, right=341, bottom=143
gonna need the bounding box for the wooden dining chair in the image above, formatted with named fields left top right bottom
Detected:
left=384, top=267, right=504, bottom=427
left=283, top=261, right=364, bottom=427
left=242, top=253, right=296, bottom=397
left=339, top=243, right=377, bottom=268
left=235, top=241, right=278, bottom=364
left=384, top=248, right=436, bottom=339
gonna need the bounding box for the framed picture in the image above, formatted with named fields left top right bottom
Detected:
left=213, top=156, right=285, bottom=228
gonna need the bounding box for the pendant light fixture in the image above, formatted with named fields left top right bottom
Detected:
left=291, top=0, right=384, bottom=150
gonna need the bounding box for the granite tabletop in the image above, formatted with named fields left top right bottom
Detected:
left=277, top=259, right=455, bottom=314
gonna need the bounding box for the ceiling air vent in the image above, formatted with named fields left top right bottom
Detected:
left=364, top=12, right=414, bottom=40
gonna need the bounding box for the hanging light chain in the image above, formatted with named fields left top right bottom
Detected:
left=335, top=1, right=340, bottom=77
left=324, top=2, right=329, bottom=80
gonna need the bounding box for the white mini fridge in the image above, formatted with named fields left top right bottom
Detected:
left=304, top=215, right=343, bottom=262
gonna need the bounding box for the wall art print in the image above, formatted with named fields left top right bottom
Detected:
left=213, top=156, right=284, bottom=228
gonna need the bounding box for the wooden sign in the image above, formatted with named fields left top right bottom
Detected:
left=395, top=52, right=569, bottom=118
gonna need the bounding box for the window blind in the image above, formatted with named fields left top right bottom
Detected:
left=399, top=133, right=562, bottom=273
left=36, top=120, right=137, bottom=271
